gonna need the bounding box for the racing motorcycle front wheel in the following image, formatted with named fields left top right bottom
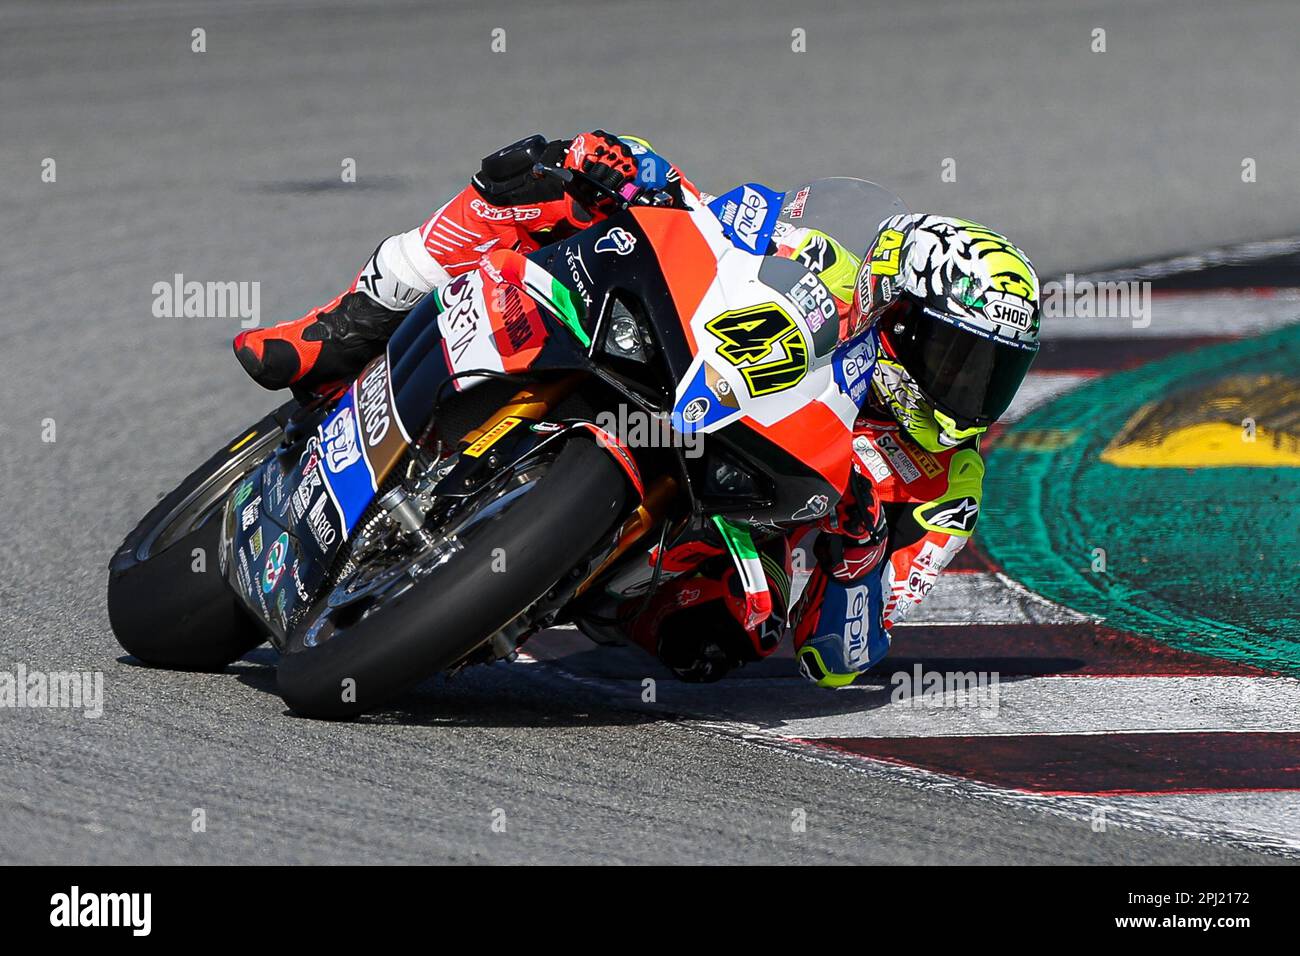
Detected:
left=107, top=401, right=299, bottom=670
left=275, top=437, right=628, bottom=719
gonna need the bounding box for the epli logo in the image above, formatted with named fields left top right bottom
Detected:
left=731, top=186, right=769, bottom=250
left=49, top=886, right=151, bottom=936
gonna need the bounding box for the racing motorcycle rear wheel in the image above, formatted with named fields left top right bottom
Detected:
left=275, top=437, right=628, bottom=719
left=107, top=401, right=298, bottom=670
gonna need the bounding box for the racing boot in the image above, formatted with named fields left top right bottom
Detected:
left=234, top=291, right=406, bottom=394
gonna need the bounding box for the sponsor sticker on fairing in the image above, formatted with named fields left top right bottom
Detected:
left=784, top=185, right=811, bottom=219
left=290, top=560, right=311, bottom=602
left=833, top=336, right=874, bottom=406
left=437, top=271, right=505, bottom=378
left=322, top=406, right=362, bottom=473
left=594, top=227, right=637, bottom=255
left=356, top=358, right=392, bottom=448
left=352, top=353, right=412, bottom=482
left=233, top=478, right=254, bottom=508
left=792, top=494, right=830, bottom=521
left=235, top=547, right=252, bottom=594
left=564, top=245, right=594, bottom=308
left=729, top=187, right=769, bottom=250
left=314, top=391, right=381, bottom=535
left=787, top=272, right=836, bottom=333
left=708, top=183, right=783, bottom=254
left=262, top=532, right=290, bottom=594
left=306, top=493, right=338, bottom=549
left=464, top=416, right=522, bottom=458
left=240, top=496, right=260, bottom=531
left=682, top=397, right=710, bottom=424
left=290, top=466, right=322, bottom=522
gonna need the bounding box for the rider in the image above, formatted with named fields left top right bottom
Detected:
left=234, top=131, right=688, bottom=393
left=786, top=214, right=1040, bottom=686
left=233, top=131, right=1041, bottom=688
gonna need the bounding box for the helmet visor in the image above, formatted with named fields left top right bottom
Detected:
left=879, top=299, right=1038, bottom=426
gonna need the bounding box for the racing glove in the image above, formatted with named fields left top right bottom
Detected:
left=561, top=130, right=639, bottom=219
left=816, top=465, right=889, bottom=583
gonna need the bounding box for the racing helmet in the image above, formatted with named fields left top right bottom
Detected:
left=850, top=214, right=1041, bottom=452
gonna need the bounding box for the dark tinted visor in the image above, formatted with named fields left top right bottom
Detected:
left=878, top=299, right=1038, bottom=426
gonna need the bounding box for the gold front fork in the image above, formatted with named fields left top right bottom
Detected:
left=574, top=475, right=678, bottom=597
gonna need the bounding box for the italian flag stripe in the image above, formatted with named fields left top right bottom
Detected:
left=712, top=516, right=773, bottom=629
left=521, top=261, right=590, bottom=347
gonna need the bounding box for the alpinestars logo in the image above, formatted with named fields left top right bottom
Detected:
left=797, top=233, right=837, bottom=272
left=920, top=496, right=979, bottom=533
left=470, top=198, right=541, bottom=222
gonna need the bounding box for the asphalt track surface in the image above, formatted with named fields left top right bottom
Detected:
left=3, top=0, right=1299, bottom=864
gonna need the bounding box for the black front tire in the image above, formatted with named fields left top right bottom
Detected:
left=107, top=402, right=297, bottom=670
left=276, top=438, right=627, bottom=718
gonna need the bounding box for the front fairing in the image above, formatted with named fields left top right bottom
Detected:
left=528, top=187, right=907, bottom=528
left=222, top=431, right=337, bottom=645
left=221, top=350, right=419, bottom=643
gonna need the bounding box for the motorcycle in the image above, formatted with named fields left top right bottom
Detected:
left=108, top=168, right=908, bottom=718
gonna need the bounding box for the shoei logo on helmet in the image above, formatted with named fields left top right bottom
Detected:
left=984, top=297, right=1033, bottom=332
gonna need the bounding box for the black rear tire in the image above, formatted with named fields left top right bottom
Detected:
left=275, top=438, right=627, bottom=718
left=107, top=402, right=297, bottom=670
